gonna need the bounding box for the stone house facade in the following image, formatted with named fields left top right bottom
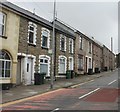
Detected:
left=17, top=15, right=53, bottom=85
left=0, top=2, right=20, bottom=85
left=103, top=45, right=109, bottom=71
left=116, top=53, right=120, bottom=68
left=54, top=20, right=75, bottom=77
left=2, top=2, right=54, bottom=85
left=103, top=45, right=115, bottom=71
left=82, top=35, right=93, bottom=74
left=109, top=51, right=115, bottom=70
left=75, top=31, right=85, bottom=75
left=92, top=38, right=103, bottom=72
left=75, top=30, right=93, bottom=74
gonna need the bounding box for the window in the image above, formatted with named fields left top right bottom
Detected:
left=0, top=51, right=11, bottom=78
left=79, top=36, right=83, bottom=50
left=28, top=22, right=37, bottom=45
left=69, top=38, right=73, bottom=53
left=0, top=12, right=6, bottom=36
left=60, top=35, right=66, bottom=51
left=41, top=28, right=50, bottom=48
left=39, top=56, right=50, bottom=76
left=89, top=42, right=92, bottom=53
left=78, top=55, right=83, bottom=70
left=59, top=56, right=67, bottom=74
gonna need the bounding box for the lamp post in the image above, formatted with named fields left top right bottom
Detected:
left=50, top=0, right=56, bottom=89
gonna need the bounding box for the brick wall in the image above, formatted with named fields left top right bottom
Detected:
left=55, top=32, right=75, bottom=76
left=18, top=17, right=53, bottom=73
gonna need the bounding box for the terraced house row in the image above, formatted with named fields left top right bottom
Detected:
left=0, top=2, right=115, bottom=87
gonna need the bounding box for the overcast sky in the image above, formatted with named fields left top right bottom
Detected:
left=7, top=0, right=118, bottom=54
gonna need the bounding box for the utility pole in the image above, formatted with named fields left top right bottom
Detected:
left=50, top=0, right=56, bottom=89
left=111, top=37, right=113, bottom=71
left=111, top=37, right=113, bottom=52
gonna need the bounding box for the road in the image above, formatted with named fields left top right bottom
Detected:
left=1, top=70, right=119, bottom=111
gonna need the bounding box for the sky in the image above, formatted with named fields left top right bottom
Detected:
left=7, top=0, right=118, bottom=54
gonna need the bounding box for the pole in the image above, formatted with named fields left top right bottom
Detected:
left=50, top=0, right=56, bottom=89
left=111, top=37, right=113, bottom=52
left=111, top=37, right=113, bottom=70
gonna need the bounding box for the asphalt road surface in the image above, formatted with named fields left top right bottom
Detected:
left=1, top=70, right=119, bottom=111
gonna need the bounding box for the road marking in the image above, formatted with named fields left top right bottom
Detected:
left=51, top=108, right=60, bottom=112
left=0, top=89, right=63, bottom=108
left=108, top=80, right=117, bottom=85
left=79, top=88, right=100, bottom=99
left=71, top=80, right=94, bottom=88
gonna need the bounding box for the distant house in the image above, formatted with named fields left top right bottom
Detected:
left=116, top=53, right=120, bottom=68
left=103, top=45, right=115, bottom=71
left=75, top=31, right=93, bottom=74
left=91, top=38, right=103, bottom=73
left=75, top=31, right=85, bottom=75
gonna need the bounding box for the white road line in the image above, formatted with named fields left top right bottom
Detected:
left=51, top=108, right=60, bottom=112
left=71, top=80, right=94, bottom=88
left=79, top=88, right=100, bottom=99
left=108, top=80, right=117, bottom=85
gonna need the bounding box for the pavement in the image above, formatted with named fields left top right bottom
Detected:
left=1, top=70, right=116, bottom=104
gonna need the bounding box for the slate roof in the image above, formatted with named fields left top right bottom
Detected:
left=1, top=1, right=52, bottom=27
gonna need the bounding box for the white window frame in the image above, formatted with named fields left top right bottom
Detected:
left=60, top=34, right=66, bottom=51
left=69, top=38, right=74, bottom=53
left=69, top=57, right=74, bottom=70
left=39, top=55, right=50, bottom=76
left=41, top=28, right=50, bottom=48
left=58, top=55, right=67, bottom=74
left=28, top=22, right=37, bottom=45
left=78, top=55, right=84, bottom=70
left=0, top=12, right=6, bottom=36
left=0, top=51, right=11, bottom=78
left=79, top=36, right=83, bottom=50
left=88, top=42, right=92, bottom=53
left=89, top=58, right=92, bottom=69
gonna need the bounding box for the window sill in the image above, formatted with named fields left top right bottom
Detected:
left=0, top=77, right=11, bottom=79
left=28, top=43, right=36, bottom=47
left=0, top=35, right=7, bottom=39
left=60, top=50, right=66, bottom=52
left=69, top=52, right=74, bottom=54
left=78, top=68, right=84, bottom=71
left=41, top=46, right=49, bottom=50
left=89, top=52, right=91, bottom=54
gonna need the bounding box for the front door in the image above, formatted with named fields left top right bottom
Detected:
left=69, top=57, right=73, bottom=70
left=26, top=58, right=33, bottom=85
